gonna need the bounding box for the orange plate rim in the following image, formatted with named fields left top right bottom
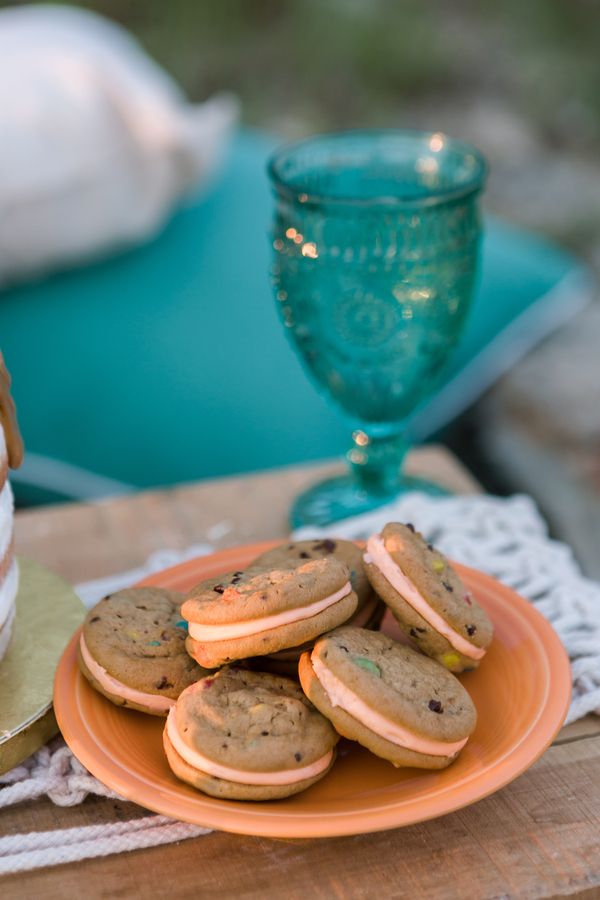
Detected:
left=54, top=540, right=571, bottom=838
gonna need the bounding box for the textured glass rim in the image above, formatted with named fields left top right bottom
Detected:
left=268, top=128, right=487, bottom=208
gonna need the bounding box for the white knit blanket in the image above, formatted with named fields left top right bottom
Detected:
left=1, top=493, right=599, bottom=874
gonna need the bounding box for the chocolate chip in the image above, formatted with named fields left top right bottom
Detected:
left=222, top=743, right=228, bottom=749
left=234, top=571, right=244, bottom=577
left=294, top=752, right=303, bottom=762
left=466, top=624, right=477, bottom=636
left=160, top=631, right=169, bottom=641
left=135, top=605, right=147, bottom=610
left=299, top=551, right=310, bottom=559
left=442, top=581, right=454, bottom=593
left=427, top=543, right=434, bottom=552
left=155, top=676, right=173, bottom=690
left=409, top=628, right=420, bottom=639
left=406, top=523, right=415, bottom=532
left=213, top=584, right=226, bottom=594
left=261, top=731, right=269, bottom=736
left=231, top=576, right=242, bottom=584
left=313, top=539, right=336, bottom=553
left=90, top=616, right=100, bottom=623
left=428, top=699, right=443, bottom=714
left=339, top=645, right=349, bottom=652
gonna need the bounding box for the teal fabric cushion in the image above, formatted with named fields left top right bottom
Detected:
left=0, top=129, right=592, bottom=502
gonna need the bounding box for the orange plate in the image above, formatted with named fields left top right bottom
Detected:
left=54, top=541, right=571, bottom=838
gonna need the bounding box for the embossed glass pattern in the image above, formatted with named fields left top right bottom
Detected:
left=268, top=130, right=486, bottom=526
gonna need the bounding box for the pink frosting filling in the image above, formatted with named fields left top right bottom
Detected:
left=187, top=581, right=352, bottom=642
left=270, top=594, right=380, bottom=661
left=166, top=708, right=333, bottom=784
left=365, top=535, right=485, bottom=661
left=79, top=634, right=175, bottom=714
left=311, top=654, right=468, bottom=757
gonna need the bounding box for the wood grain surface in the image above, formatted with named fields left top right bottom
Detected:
left=4, top=448, right=600, bottom=899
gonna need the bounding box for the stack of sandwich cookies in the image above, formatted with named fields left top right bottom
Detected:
left=78, top=587, right=210, bottom=715
left=364, top=523, right=493, bottom=672
left=299, top=627, right=477, bottom=769
left=182, top=558, right=357, bottom=669
left=252, top=538, right=382, bottom=629
left=163, top=667, right=338, bottom=800
left=0, top=353, right=24, bottom=664
left=251, top=538, right=384, bottom=675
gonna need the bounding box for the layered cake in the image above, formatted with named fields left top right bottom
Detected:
left=0, top=352, right=24, bottom=663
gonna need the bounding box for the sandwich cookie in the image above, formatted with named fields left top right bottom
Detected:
left=299, top=626, right=477, bottom=769
left=182, top=558, right=357, bottom=669
left=364, top=523, right=493, bottom=672
left=250, top=539, right=384, bottom=676
left=78, top=587, right=209, bottom=715
left=252, top=538, right=380, bottom=623
left=163, top=666, right=338, bottom=800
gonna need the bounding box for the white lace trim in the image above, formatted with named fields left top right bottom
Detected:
left=294, top=492, right=600, bottom=724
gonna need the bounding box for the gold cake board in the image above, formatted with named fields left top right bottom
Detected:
left=0, top=557, right=84, bottom=774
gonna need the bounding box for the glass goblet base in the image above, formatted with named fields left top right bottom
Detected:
left=289, top=472, right=448, bottom=529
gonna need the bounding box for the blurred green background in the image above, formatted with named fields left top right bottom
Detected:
left=3, top=0, right=599, bottom=259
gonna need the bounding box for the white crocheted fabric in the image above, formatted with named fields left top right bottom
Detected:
left=1, top=492, right=599, bottom=873
left=295, top=492, right=600, bottom=724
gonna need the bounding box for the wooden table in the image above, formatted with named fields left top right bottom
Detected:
left=4, top=448, right=600, bottom=899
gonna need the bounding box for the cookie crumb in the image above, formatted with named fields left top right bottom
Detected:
left=135, top=605, right=147, bottom=610
left=428, top=699, right=444, bottom=714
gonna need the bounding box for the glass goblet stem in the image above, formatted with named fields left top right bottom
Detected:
left=347, top=431, right=408, bottom=496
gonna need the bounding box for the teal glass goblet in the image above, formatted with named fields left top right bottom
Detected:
left=268, top=130, right=486, bottom=527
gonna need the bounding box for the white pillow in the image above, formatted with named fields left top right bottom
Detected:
left=0, top=5, right=239, bottom=285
